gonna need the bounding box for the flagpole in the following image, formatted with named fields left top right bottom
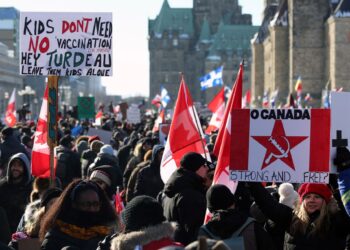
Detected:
left=47, top=76, right=59, bottom=187
left=180, top=72, right=210, bottom=162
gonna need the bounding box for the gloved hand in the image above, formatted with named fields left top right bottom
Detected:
left=333, top=146, right=350, bottom=172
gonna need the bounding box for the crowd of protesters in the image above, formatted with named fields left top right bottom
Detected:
left=0, top=110, right=349, bottom=250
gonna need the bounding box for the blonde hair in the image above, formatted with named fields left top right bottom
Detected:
left=289, top=198, right=338, bottom=237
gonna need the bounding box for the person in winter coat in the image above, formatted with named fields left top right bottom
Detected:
left=199, top=184, right=275, bottom=250
left=125, top=150, right=152, bottom=203
left=248, top=179, right=350, bottom=250
left=0, top=127, right=29, bottom=177
left=161, top=152, right=209, bottom=246
left=81, top=138, right=103, bottom=178
left=133, top=144, right=164, bottom=199
left=40, top=180, right=117, bottom=250
left=88, top=145, right=123, bottom=189
left=55, top=135, right=81, bottom=188
left=111, top=195, right=182, bottom=250
left=123, top=138, right=153, bottom=188
left=0, top=153, right=32, bottom=234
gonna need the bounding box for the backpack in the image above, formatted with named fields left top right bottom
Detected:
left=200, top=217, right=256, bottom=250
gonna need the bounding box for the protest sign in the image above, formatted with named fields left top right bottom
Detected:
left=126, top=104, right=141, bottom=124
left=330, top=92, right=350, bottom=172
left=20, top=12, right=112, bottom=76
left=229, top=109, right=330, bottom=183
left=78, top=96, right=95, bottom=119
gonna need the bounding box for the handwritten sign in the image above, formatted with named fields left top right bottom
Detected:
left=20, top=12, right=112, bottom=76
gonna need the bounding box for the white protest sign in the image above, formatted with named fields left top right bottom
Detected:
left=127, top=104, right=141, bottom=124
left=330, top=92, right=350, bottom=172
left=20, top=12, right=112, bottom=76
left=229, top=109, right=330, bottom=183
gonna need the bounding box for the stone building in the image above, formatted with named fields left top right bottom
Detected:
left=149, top=0, right=259, bottom=106
left=251, top=0, right=350, bottom=107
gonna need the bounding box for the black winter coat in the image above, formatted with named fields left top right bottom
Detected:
left=161, top=168, right=207, bottom=246
left=41, top=228, right=105, bottom=250
left=249, top=182, right=350, bottom=250
left=199, top=209, right=275, bottom=250
left=55, top=146, right=81, bottom=188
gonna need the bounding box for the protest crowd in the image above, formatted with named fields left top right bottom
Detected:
left=0, top=100, right=348, bottom=250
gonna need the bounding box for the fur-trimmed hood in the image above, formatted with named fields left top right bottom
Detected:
left=111, top=222, right=175, bottom=250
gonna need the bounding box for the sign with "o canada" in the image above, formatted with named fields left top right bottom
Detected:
left=229, top=109, right=330, bottom=183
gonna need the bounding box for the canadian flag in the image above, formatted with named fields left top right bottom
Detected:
left=4, top=89, right=17, bottom=127
left=230, top=109, right=330, bottom=183
left=160, top=76, right=210, bottom=184
left=95, top=110, right=103, bottom=125
left=205, top=88, right=225, bottom=134
left=242, top=90, right=251, bottom=108
left=205, top=64, right=243, bottom=223
left=32, top=85, right=51, bottom=177
left=152, top=108, right=165, bottom=133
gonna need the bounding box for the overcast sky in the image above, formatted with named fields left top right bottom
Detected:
left=2, top=0, right=264, bottom=97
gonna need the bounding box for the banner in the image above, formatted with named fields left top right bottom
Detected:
left=78, top=97, right=95, bottom=119
left=230, top=109, right=330, bottom=183
left=20, top=12, right=112, bottom=76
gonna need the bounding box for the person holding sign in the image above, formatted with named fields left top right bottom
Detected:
left=247, top=161, right=350, bottom=250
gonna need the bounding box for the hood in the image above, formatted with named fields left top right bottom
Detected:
left=111, top=222, right=175, bottom=250
left=163, top=168, right=205, bottom=198
left=151, top=144, right=164, bottom=162
left=7, top=152, right=31, bottom=185
left=206, top=209, right=248, bottom=239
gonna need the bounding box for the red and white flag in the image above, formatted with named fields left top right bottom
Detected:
left=205, top=88, right=225, bottom=134
left=115, top=187, right=124, bottom=215
left=95, top=111, right=103, bottom=125
left=152, top=108, right=165, bottom=133
left=151, top=94, right=162, bottom=108
left=230, top=109, right=330, bottom=183
left=32, top=85, right=51, bottom=177
left=4, top=89, right=16, bottom=127
left=242, top=90, right=251, bottom=108
left=205, top=64, right=243, bottom=223
left=160, top=76, right=210, bottom=184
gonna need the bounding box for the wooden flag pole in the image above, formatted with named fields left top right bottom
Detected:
left=47, top=76, right=59, bottom=187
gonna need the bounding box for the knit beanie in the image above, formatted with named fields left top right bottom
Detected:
left=298, top=183, right=333, bottom=204
left=180, top=152, right=206, bottom=172
left=100, top=145, right=114, bottom=156
left=206, top=184, right=237, bottom=212
left=278, top=183, right=299, bottom=209
left=90, top=140, right=104, bottom=153
left=122, top=195, right=165, bottom=232
left=90, top=169, right=112, bottom=187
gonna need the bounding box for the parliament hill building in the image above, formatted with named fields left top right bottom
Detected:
left=251, top=0, right=350, bottom=107
left=148, top=0, right=258, bottom=106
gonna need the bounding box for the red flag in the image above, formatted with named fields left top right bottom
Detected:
left=115, top=187, right=124, bottom=215
left=151, top=94, right=162, bottom=108
left=32, top=85, right=51, bottom=177
left=152, top=108, right=165, bottom=133
left=160, top=76, right=210, bottom=183
left=95, top=111, right=103, bottom=125
left=205, top=88, right=225, bottom=134
left=5, top=89, right=16, bottom=127
left=213, top=63, right=243, bottom=156
left=204, top=64, right=243, bottom=223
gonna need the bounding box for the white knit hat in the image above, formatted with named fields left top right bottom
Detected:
left=278, top=183, right=299, bottom=209
left=100, top=144, right=114, bottom=156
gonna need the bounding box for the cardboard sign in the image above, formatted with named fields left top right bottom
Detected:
left=78, top=96, right=95, bottom=119
left=20, top=12, right=112, bottom=76
left=330, top=92, right=350, bottom=172
left=126, top=104, right=141, bottom=124
left=229, top=109, right=330, bottom=183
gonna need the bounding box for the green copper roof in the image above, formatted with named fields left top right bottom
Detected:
left=208, top=24, right=259, bottom=55
left=149, top=0, right=194, bottom=37
left=199, top=18, right=211, bottom=43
